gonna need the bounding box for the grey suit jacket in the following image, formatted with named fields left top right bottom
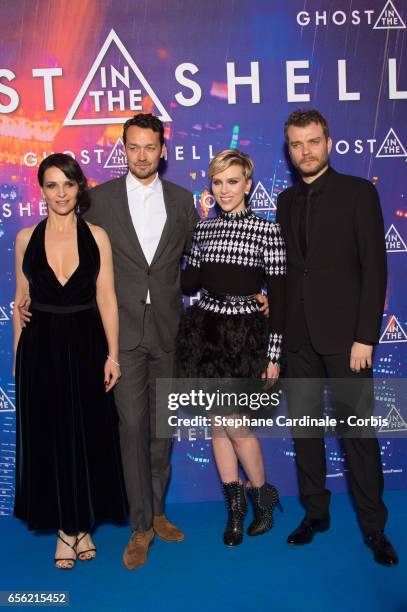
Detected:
left=84, top=175, right=198, bottom=352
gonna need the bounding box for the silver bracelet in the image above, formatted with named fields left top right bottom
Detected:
left=107, top=355, right=120, bottom=367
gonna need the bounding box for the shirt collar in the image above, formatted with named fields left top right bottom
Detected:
left=299, top=166, right=333, bottom=196
left=126, top=171, right=162, bottom=193
left=219, top=206, right=253, bottom=221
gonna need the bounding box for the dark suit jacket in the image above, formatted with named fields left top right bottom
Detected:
left=276, top=169, right=387, bottom=355
left=84, top=175, right=198, bottom=352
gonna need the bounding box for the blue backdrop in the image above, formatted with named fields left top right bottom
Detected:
left=0, top=0, right=406, bottom=512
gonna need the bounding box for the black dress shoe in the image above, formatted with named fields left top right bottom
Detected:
left=287, top=517, right=330, bottom=545
left=365, top=532, right=399, bottom=566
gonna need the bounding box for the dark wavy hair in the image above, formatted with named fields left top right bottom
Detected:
left=284, top=109, right=330, bottom=141
left=37, top=153, right=90, bottom=215
left=123, top=113, right=165, bottom=145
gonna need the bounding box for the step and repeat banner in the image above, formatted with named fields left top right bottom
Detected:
left=0, top=0, right=406, bottom=511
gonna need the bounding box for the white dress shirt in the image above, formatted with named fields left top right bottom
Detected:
left=126, top=172, right=167, bottom=303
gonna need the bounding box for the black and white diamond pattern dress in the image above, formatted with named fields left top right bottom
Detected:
left=177, top=207, right=286, bottom=378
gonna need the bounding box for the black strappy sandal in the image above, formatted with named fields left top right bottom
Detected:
left=55, top=531, right=77, bottom=570
left=76, top=532, right=96, bottom=562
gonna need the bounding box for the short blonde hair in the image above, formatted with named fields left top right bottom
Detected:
left=208, top=149, right=254, bottom=180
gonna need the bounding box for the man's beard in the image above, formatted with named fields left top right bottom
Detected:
left=297, top=154, right=329, bottom=178
left=130, top=164, right=158, bottom=180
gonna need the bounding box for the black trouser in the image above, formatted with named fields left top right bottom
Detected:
left=284, top=341, right=388, bottom=535
left=114, top=307, right=174, bottom=532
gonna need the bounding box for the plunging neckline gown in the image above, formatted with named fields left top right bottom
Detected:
left=14, top=218, right=127, bottom=534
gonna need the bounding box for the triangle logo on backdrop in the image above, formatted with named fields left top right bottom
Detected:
left=64, top=29, right=171, bottom=126
left=373, top=1, right=406, bottom=29
left=379, top=407, right=407, bottom=433
left=249, top=181, right=276, bottom=211
left=0, top=307, right=10, bottom=321
left=104, top=138, right=127, bottom=169
left=385, top=224, right=407, bottom=253
left=0, top=386, right=15, bottom=412
left=376, top=128, right=407, bottom=158
left=379, top=315, right=407, bottom=344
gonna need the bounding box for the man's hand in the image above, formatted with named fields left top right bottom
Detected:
left=350, top=342, right=373, bottom=373
left=256, top=293, right=269, bottom=318
left=18, top=295, right=32, bottom=327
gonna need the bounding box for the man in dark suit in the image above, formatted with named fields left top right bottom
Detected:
left=85, top=114, right=198, bottom=569
left=276, top=109, right=398, bottom=565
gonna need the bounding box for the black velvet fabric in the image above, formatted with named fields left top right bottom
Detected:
left=14, top=218, right=127, bottom=534
left=177, top=305, right=268, bottom=379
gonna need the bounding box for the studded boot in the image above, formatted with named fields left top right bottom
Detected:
left=222, top=481, right=248, bottom=546
left=247, top=482, right=283, bottom=536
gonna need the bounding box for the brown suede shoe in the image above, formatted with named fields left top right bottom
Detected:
left=153, top=515, right=185, bottom=542
left=123, top=528, right=154, bottom=570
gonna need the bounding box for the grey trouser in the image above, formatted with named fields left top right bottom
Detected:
left=114, top=306, right=174, bottom=532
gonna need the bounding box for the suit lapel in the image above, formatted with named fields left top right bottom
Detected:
left=288, top=184, right=305, bottom=263
left=114, top=176, right=149, bottom=268
left=150, top=180, right=177, bottom=266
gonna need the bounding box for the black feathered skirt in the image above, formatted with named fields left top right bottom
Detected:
left=177, top=291, right=268, bottom=379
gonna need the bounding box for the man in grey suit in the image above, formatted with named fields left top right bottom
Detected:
left=86, top=113, right=198, bottom=569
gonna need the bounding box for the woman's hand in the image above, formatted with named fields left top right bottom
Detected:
left=262, top=362, right=280, bottom=381
left=104, top=358, right=121, bottom=392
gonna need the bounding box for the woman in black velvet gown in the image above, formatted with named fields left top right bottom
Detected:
left=13, top=154, right=127, bottom=568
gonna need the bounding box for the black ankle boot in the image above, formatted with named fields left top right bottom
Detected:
left=247, top=482, right=283, bottom=536
left=222, top=481, right=248, bottom=546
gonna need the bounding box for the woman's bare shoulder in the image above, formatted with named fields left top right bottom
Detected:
left=16, top=224, right=37, bottom=249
